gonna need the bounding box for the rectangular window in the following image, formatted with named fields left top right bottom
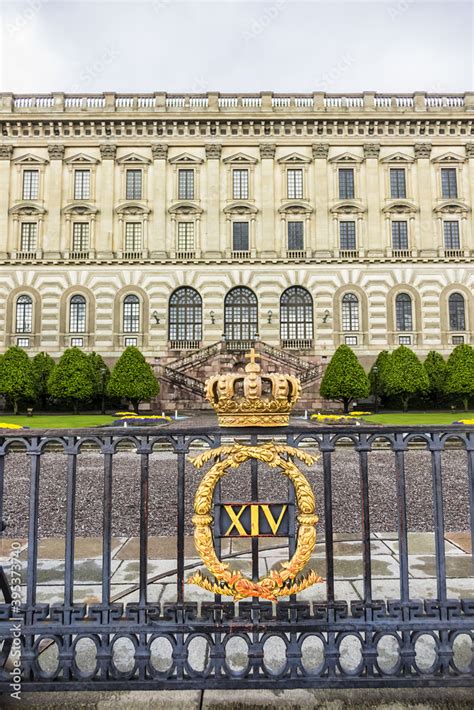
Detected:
left=71, top=337, right=84, bottom=347
left=232, top=222, right=249, bottom=251
left=390, top=168, right=406, bottom=199
left=177, top=222, right=195, bottom=251
left=126, top=169, right=143, bottom=200
left=125, top=222, right=142, bottom=251
left=72, top=223, right=90, bottom=251
left=20, top=222, right=37, bottom=252
left=338, top=168, right=355, bottom=199
left=391, top=221, right=409, bottom=250
left=178, top=169, right=195, bottom=200
left=287, top=221, right=304, bottom=251
left=344, top=335, right=358, bottom=346
left=287, top=169, right=303, bottom=199
left=22, top=170, right=39, bottom=200
left=16, top=338, right=30, bottom=348
left=441, top=168, right=458, bottom=198
left=339, top=221, right=356, bottom=250
left=399, top=335, right=412, bottom=345
left=74, top=170, right=91, bottom=200
left=124, top=337, right=137, bottom=347
left=452, top=335, right=465, bottom=345
left=443, top=221, right=460, bottom=249
left=233, top=169, right=249, bottom=200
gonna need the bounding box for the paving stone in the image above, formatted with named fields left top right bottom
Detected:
left=296, top=579, right=360, bottom=602
left=353, top=577, right=474, bottom=600
left=18, top=536, right=126, bottom=560
left=383, top=532, right=464, bottom=556
left=115, top=535, right=229, bottom=560
left=408, top=554, right=474, bottom=579
left=110, top=558, right=201, bottom=584
left=19, top=558, right=121, bottom=585
left=266, top=554, right=399, bottom=580
left=445, top=531, right=472, bottom=554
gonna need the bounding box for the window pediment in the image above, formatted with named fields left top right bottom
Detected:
left=381, top=152, right=414, bottom=164
left=117, top=152, right=151, bottom=166
left=224, top=201, right=258, bottom=215
left=434, top=199, right=470, bottom=214
left=329, top=152, right=363, bottom=164
left=330, top=200, right=365, bottom=214
left=168, top=201, right=203, bottom=215
left=13, top=153, right=48, bottom=166
left=168, top=152, right=203, bottom=165
left=64, top=153, right=99, bottom=166
left=223, top=152, right=258, bottom=164
left=277, top=152, right=311, bottom=164
left=382, top=200, right=418, bottom=214
left=279, top=200, right=313, bottom=214
left=432, top=152, right=465, bottom=164
left=115, top=202, right=151, bottom=215
left=9, top=202, right=46, bottom=215
left=63, top=202, right=99, bottom=215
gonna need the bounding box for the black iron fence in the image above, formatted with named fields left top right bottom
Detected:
left=0, top=424, right=473, bottom=692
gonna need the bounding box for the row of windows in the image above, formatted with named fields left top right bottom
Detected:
left=19, top=166, right=461, bottom=203
left=17, top=219, right=464, bottom=254
left=13, top=288, right=469, bottom=340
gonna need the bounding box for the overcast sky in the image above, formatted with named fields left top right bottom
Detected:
left=1, top=0, right=472, bottom=94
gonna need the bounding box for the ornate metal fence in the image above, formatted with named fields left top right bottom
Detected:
left=0, top=424, right=473, bottom=692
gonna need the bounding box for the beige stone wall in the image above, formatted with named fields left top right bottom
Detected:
left=0, top=91, right=473, bottom=361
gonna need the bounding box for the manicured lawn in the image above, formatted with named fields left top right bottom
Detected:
left=362, top=411, right=474, bottom=426
left=0, top=414, right=117, bottom=429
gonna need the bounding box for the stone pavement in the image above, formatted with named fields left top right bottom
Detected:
left=0, top=531, right=472, bottom=708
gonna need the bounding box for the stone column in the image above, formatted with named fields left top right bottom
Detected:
left=312, top=143, right=329, bottom=256
left=151, top=143, right=168, bottom=258
left=98, top=144, right=116, bottom=257
left=45, top=144, right=65, bottom=257
left=363, top=143, right=381, bottom=256
left=414, top=143, right=434, bottom=255
left=259, top=144, right=276, bottom=257
left=0, top=146, right=12, bottom=259
left=204, top=143, right=222, bottom=257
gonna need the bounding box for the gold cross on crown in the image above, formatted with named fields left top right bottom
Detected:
left=245, top=348, right=260, bottom=366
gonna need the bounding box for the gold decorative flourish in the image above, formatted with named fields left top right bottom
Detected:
left=187, top=442, right=323, bottom=601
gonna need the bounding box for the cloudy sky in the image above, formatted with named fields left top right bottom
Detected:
left=0, top=0, right=472, bottom=93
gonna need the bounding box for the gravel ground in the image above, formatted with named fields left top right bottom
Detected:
left=1, top=446, right=471, bottom=537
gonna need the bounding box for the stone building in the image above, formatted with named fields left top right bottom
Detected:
left=0, top=91, right=473, bottom=408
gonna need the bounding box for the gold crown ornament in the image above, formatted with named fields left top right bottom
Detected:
left=205, top=349, right=301, bottom=427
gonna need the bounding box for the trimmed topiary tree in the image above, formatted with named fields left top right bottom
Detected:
left=319, top=344, right=370, bottom=414
left=0, top=346, right=36, bottom=414
left=383, top=345, right=429, bottom=412
left=423, top=351, right=447, bottom=407
left=32, top=352, right=56, bottom=410
left=107, top=346, right=159, bottom=413
left=368, top=350, right=390, bottom=410
left=444, top=343, right=474, bottom=411
left=47, top=347, right=95, bottom=414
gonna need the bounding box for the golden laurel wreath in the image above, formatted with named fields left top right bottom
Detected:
left=187, top=442, right=323, bottom=601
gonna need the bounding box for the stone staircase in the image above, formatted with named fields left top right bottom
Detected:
left=153, top=340, right=324, bottom=411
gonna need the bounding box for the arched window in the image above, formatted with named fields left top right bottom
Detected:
left=16, top=295, right=32, bottom=333
left=341, top=293, right=359, bottom=332
left=69, top=295, right=86, bottom=333
left=280, top=287, right=313, bottom=343
left=123, top=294, right=140, bottom=333
left=169, top=287, right=202, bottom=344
left=395, top=293, right=413, bottom=331
left=449, top=292, right=466, bottom=331
left=224, top=287, right=258, bottom=342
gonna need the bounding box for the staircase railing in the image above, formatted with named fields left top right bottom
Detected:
left=258, top=340, right=313, bottom=372
left=169, top=341, right=222, bottom=371
left=154, top=363, right=205, bottom=396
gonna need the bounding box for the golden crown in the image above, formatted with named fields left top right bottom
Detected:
left=205, top=349, right=301, bottom=427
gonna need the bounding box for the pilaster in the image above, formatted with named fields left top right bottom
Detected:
left=259, top=144, right=276, bottom=256
left=0, top=146, right=12, bottom=258
left=45, top=144, right=64, bottom=257
left=363, top=143, right=381, bottom=253
left=414, top=143, right=435, bottom=254
left=151, top=144, right=168, bottom=258
left=98, top=144, right=116, bottom=257
left=312, top=144, right=330, bottom=255
left=204, top=144, right=222, bottom=256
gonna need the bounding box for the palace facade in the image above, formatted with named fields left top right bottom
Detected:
left=1, top=91, right=473, bottom=407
